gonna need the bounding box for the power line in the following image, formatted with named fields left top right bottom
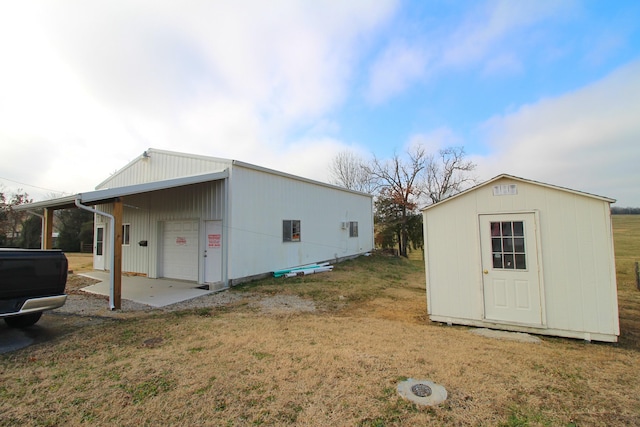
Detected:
left=0, top=176, right=70, bottom=195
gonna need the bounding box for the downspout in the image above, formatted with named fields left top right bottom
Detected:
left=224, top=168, right=232, bottom=288
left=27, top=210, right=45, bottom=249
left=75, top=198, right=116, bottom=310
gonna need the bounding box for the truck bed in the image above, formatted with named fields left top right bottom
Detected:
left=0, top=249, right=68, bottom=317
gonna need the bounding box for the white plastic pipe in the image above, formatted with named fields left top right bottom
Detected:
left=75, top=199, right=116, bottom=310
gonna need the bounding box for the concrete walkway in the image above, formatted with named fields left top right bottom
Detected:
left=79, top=271, right=214, bottom=308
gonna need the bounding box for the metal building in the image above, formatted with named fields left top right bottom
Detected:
left=422, top=174, right=619, bottom=342
left=19, top=149, right=374, bottom=307
left=95, top=149, right=373, bottom=287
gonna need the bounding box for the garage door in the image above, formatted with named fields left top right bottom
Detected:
left=162, top=220, right=199, bottom=281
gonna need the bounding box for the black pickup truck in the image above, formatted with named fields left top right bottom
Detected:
left=0, top=249, right=68, bottom=328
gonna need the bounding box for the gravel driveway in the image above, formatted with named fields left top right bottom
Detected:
left=55, top=274, right=316, bottom=320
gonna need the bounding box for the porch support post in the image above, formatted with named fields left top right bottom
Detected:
left=75, top=199, right=118, bottom=310
left=43, top=208, right=54, bottom=249
left=113, top=198, right=123, bottom=309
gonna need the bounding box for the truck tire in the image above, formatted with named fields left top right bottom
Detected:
left=4, top=312, right=43, bottom=328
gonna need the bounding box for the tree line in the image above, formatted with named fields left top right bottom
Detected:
left=329, top=145, right=476, bottom=257
left=611, top=207, right=640, bottom=215
left=0, top=186, right=93, bottom=251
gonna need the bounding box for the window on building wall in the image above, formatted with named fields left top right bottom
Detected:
left=96, top=227, right=104, bottom=256
left=122, top=223, right=131, bottom=246
left=349, top=221, right=358, bottom=237
left=283, top=220, right=301, bottom=242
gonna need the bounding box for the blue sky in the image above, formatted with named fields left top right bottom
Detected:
left=1, top=0, right=639, bottom=206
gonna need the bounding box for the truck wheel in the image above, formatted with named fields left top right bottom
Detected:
left=4, top=312, right=43, bottom=328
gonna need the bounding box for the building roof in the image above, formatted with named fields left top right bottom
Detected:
left=16, top=147, right=372, bottom=212
left=14, top=170, right=229, bottom=211
left=95, top=148, right=233, bottom=189
left=422, top=173, right=616, bottom=212
left=115, top=148, right=372, bottom=197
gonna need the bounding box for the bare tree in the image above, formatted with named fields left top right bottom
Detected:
left=328, top=150, right=375, bottom=193
left=365, top=145, right=427, bottom=257
left=0, top=188, right=33, bottom=247
left=423, top=146, right=476, bottom=205
left=328, top=144, right=476, bottom=257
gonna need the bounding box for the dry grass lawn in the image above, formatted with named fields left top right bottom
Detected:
left=1, top=217, right=639, bottom=426
left=65, top=253, right=94, bottom=273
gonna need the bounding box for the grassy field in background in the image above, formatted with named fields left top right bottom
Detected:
left=0, top=217, right=638, bottom=426
left=612, top=215, right=640, bottom=350
left=65, top=253, right=93, bottom=273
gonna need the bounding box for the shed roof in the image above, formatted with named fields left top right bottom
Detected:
left=422, top=173, right=616, bottom=212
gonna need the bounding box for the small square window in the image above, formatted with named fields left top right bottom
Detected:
left=349, top=221, right=358, bottom=237
left=283, top=220, right=301, bottom=242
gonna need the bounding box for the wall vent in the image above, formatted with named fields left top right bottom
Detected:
left=492, top=184, right=518, bottom=196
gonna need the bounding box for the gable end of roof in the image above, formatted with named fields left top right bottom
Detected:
left=422, top=173, right=615, bottom=212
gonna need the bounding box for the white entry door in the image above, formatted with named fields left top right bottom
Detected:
left=479, top=213, right=543, bottom=326
left=94, top=225, right=106, bottom=270
left=204, top=220, right=222, bottom=283
left=162, top=220, right=199, bottom=281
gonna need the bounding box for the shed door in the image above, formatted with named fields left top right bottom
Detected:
left=161, top=220, right=199, bottom=281
left=479, top=213, right=543, bottom=327
left=204, top=220, right=222, bottom=284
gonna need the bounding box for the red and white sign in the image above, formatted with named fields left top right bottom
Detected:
left=176, top=236, right=187, bottom=246
left=208, top=234, right=221, bottom=248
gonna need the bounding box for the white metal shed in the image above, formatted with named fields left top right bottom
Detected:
left=90, top=148, right=374, bottom=290
left=422, top=174, right=619, bottom=342
left=18, top=148, right=374, bottom=310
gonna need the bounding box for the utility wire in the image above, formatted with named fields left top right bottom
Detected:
left=0, top=176, right=70, bottom=195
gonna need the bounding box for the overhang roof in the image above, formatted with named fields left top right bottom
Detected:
left=15, top=170, right=229, bottom=211
left=422, top=173, right=616, bottom=212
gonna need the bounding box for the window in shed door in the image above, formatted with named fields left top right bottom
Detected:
left=490, top=221, right=526, bottom=270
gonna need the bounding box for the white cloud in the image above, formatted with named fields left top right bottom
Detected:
left=443, top=0, right=576, bottom=69
left=475, top=60, right=640, bottom=206
left=365, top=0, right=575, bottom=102
left=366, top=41, right=429, bottom=104
left=39, top=0, right=396, bottom=123
left=273, top=137, right=348, bottom=183
left=405, top=127, right=462, bottom=154
left=482, top=53, right=522, bottom=76
left=0, top=0, right=397, bottom=199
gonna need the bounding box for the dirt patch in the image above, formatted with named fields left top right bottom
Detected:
left=251, top=294, right=316, bottom=314
left=58, top=273, right=318, bottom=321
left=65, top=274, right=101, bottom=294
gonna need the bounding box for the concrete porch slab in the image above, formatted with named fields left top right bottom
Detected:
left=79, top=271, right=214, bottom=308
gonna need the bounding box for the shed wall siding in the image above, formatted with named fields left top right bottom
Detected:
left=424, top=193, right=483, bottom=320
left=424, top=176, right=618, bottom=338
left=228, top=166, right=374, bottom=279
